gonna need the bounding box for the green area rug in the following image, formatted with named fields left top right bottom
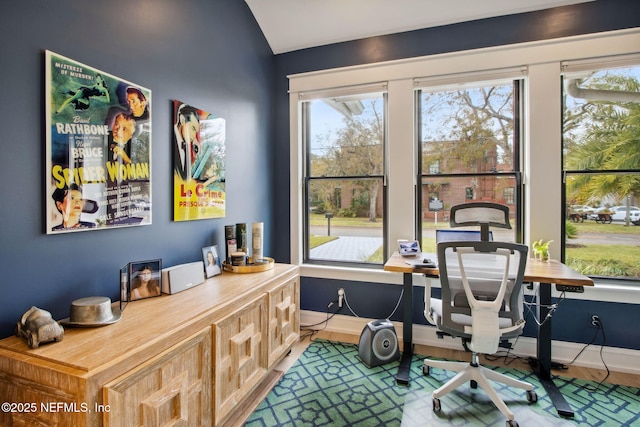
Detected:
left=246, top=339, right=640, bottom=426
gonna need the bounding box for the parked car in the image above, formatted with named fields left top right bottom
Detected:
left=589, top=206, right=611, bottom=221
left=568, top=205, right=595, bottom=220
left=570, top=205, right=595, bottom=213
left=630, top=210, right=640, bottom=225
left=609, top=206, right=640, bottom=222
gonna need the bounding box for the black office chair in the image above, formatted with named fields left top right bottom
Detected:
left=423, top=203, right=537, bottom=427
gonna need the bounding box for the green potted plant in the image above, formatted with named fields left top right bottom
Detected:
left=532, top=239, right=553, bottom=262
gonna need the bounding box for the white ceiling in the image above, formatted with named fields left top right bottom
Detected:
left=245, top=0, right=593, bottom=54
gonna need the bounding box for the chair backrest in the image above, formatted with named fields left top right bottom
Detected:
left=436, top=229, right=493, bottom=243
left=436, top=240, right=528, bottom=354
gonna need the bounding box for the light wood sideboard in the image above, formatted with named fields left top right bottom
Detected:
left=0, top=263, right=299, bottom=426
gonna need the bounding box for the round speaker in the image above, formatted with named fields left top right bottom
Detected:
left=358, top=319, right=400, bottom=367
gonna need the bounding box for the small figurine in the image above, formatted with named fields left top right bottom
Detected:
left=15, top=306, right=64, bottom=349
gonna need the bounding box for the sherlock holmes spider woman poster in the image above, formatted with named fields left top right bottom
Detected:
left=172, top=100, right=226, bottom=221
left=45, top=50, right=152, bottom=234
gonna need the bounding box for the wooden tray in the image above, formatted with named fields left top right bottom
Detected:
left=222, top=257, right=275, bottom=273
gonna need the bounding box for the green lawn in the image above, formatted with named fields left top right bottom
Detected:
left=566, top=221, right=639, bottom=277
left=566, top=244, right=640, bottom=278
left=569, top=220, right=640, bottom=235
left=309, top=214, right=383, bottom=227
left=309, top=235, right=338, bottom=249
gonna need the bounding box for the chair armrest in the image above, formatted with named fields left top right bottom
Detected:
left=500, top=318, right=525, bottom=335
left=423, top=275, right=436, bottom=325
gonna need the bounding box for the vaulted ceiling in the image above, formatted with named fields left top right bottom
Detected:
left=245, top=0, right=593, bottom=54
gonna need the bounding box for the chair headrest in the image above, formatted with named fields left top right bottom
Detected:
left=449, top=202, right=511, bottom=230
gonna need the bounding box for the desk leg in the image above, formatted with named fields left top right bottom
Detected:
left=396, top=272, right=413, bottom=385
left=535, top=282, right=574, bottom=419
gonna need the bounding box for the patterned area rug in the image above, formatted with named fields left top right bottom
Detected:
left=246, top=339, right=640, bottom=426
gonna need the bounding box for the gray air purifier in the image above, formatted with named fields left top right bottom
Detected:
left=358, top=319, right=400, bottom=367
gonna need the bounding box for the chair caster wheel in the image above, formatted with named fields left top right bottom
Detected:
left=506, top=420, right=519, bottom=427
left=432, top=397, right=441, bottom=412
left=470, top=379, right=478, bottom=389
left=526, top=390, right=538, bottom=403
left=423, top=365, right=430, bottom=376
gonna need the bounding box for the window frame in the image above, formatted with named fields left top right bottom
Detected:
left=300, top=90, right=389, bottom=268
left=560, top=58, right=640, bottom=282
left=288, top=29, right=640, bottom=302
left=415, top=78, right=525, bottom=245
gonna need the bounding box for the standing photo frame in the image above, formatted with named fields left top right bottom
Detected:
left=202, top=246, right=222, bottom=278
left=119, top=264, right=129, bottom=311
left=120, top=259, right=163, bottom=303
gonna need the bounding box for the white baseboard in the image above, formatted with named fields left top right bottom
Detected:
left=301, top=310, right=640, bottom=376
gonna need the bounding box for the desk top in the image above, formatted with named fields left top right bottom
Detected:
left=384, top=251, right=594, bottom=287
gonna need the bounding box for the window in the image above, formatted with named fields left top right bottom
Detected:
left=465, top=187, right=474, bottom=200
left=289, top=30, right=640, bottom=293
left=301, top=90, right=387, bottom=266
left=562, top=63, right=640, bottom=280
left=503, top=187, right=515, bottom=205
left=429, top=160, right=440, bottom=175
left=417, top=79, right=523, bottom=253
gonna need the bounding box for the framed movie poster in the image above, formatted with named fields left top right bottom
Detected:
left=45, top=50, right=152, bottom=234
left=172, top=100, right=226, bottom=221
left=202, top=245, right=222, bottom=278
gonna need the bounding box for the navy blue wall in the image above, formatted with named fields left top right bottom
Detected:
left=1, top=0, right=638, bottom=351
left=0, top=0, right=274, bottom=338
left=273, top=0, right=640, bottom=350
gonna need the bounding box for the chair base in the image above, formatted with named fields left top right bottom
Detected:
left=423, top=355, right=536, bottom=422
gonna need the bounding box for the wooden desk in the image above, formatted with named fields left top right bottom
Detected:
left=384, top=251, right=594, bottom=419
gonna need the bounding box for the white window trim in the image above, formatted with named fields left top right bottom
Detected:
left=289, top=28, right=640, bottom=304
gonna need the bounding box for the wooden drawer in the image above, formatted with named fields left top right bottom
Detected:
left=103, top=327, right=212, bottom=427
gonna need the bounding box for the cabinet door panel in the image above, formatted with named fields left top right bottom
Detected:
left=103, top=328, right=212, bottom=427
left=214, top=295, right=267, bottom=424
left=0, top=362, right=88, bottom=427
left=268, top=277, right=300, bottom=367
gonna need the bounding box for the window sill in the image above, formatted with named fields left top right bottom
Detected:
left=300, top=263, right=404, bottom=285
left=299, top=263, right=640, bottom=304
left=557, top=279, right=640, bottom=304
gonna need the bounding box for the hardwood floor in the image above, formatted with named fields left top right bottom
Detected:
left=282, top=330, right=640, bottom=388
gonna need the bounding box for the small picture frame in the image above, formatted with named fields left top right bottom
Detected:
left=202, top=245, right=222, bottom=278
left=123, top=259, right=163, bottom=302
left=120, top=264, right=129, bottom=311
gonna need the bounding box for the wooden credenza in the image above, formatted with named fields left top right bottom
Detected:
left=0, top=263, right=299, bottom=426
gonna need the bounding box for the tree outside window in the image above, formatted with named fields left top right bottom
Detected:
left=303, top=93, right=386, bottom=265
left=418, top=80, right=522, bottom=251
left=563, top=65, right=640, bottom=280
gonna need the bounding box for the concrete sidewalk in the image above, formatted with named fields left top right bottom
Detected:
left=310, top=236, right=382, bottom=262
